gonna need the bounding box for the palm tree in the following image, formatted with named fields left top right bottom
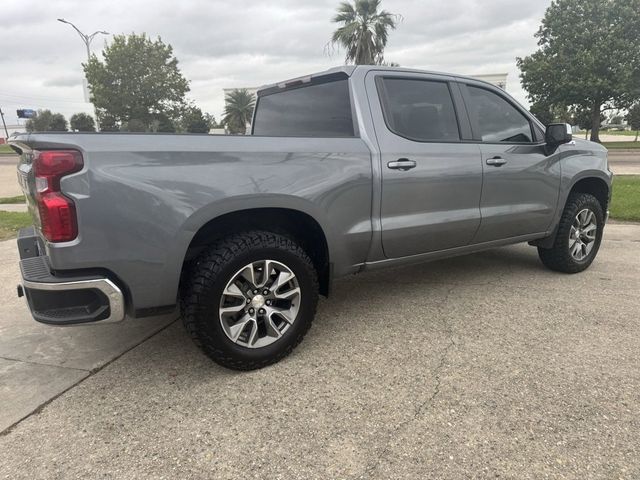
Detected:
left=223, top=89, right=256, bottom=135
left=330, top=0, right=398, bottom=65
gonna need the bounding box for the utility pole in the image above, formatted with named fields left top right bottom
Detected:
left=57, top=18, right=109, bottom=130
left=0, top=107, right=9, bottom=140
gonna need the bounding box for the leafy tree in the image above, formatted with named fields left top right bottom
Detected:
left=150, top=113, right=176, bottom=133
left=517, top=0, right=640, bottom=143
left=627, top=104, right=640, bottom=141
left=529, top=101, right=555, bottom=126
left=181, top=105, right=212, bottom=133
left=120, top=118, right=147, bottom=132
left=84, top=33, right=190, bottom=131
left=572, top=107, right=606, bottom=139
left=25, top=110, right=67, bottom=132
left=529, top=101, right=573, bottom=126
left=223, top=89, right=255, bottom=135
left=331, top=0, right=399, bottom=65
left=99, top=113, right=119, bottom=132
left=69, top=113, right=96, bottom=132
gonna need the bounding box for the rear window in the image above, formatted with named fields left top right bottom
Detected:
left=252, top=79, right=355, bottom=137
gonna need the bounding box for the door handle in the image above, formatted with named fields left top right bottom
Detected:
left=387, top=158, right=417, bottom=171
left=486, top=156, right=507, bottom=167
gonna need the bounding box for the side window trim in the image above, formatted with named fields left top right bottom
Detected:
left=458, top=82, right=542, bottom=145
left=375, top=75, right=463, bottom=144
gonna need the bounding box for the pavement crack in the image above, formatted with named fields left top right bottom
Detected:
left=358, top=286, right=458, bottom=479
left=0, top=355, right=89, bottom=372
left=0, top=318, right=178, bottom=437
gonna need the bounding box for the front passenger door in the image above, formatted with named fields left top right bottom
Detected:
left=460, top=83, right=562, bottom=243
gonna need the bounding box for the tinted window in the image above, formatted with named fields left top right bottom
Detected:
left=467, top=86, right=533, bottom=143
left=252, top=79, right=354, bottom=137
left=378, top=78, right=460, bottom=142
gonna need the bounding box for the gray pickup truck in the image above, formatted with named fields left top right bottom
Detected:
left=11, top=66, right=612, bottom=370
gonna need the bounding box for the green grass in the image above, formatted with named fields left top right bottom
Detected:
left=0, top=211, right=31, bottom=241
left=0, top=195, right=26, bottom=204
left=602, top=130, right=639, bottom=137
left=578, top=130, right=639, bottom=137
left=0, top=144, right=15, bottom=154
left=602, top=141, right=640, bottom=150
left=610, top=176, right=640, bottom=222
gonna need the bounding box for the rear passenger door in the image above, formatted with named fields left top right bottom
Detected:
left=459, top=82, right=561, bottom=243
left=366, top=72, right=483, bottom=258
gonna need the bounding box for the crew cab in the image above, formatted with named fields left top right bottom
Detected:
left=11, top=66, right=612, bottom=370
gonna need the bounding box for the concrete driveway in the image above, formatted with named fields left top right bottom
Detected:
left=1, top=224, right=639, bottom=479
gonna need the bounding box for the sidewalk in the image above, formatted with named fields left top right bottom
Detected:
left=0, top=238, right=177, bottom=432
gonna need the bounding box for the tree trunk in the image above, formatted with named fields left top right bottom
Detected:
left=585, top=130, right=589, bottom=140
left=590, top=104, right=601, bottom=143
left=635, top=130, right=639, bottom=142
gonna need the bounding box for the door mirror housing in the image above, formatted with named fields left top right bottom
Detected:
left=545, top=123, right=572, bottom=147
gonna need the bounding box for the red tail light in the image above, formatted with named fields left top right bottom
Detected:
left=33, top=150, right=83, bottom=242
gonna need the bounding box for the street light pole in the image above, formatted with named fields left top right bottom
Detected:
left=0, top=107, right=9, bottom=140
left=57, top=18, right=109, bottom=130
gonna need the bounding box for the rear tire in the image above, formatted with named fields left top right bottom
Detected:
left=537, top=193, right=604, bottom=273
left=181, top=231, right=318, bottom=370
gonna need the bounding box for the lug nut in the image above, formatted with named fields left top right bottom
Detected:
left=248, top=308, right=255, bottom=315
left=253, top=289, right=259, bottom=294
left=266, top=300, right=271, bottom=306
left=259, top=308, right=266, bottom=315
left=263, top=289, right=269, bottom=295
left=246, top=298, right=251, bottom=303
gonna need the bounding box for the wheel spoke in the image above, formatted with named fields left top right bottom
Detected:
left=571, top=241, right=582, bottom=258
left=267, top=306, right=295, bottom=325
left=266, top=316, right=283, bottom=339
left=223, top=282, right=244, bottom=299
left=220, top=303, right=246, bottom=315
left=255, top=260, right=274, bottom=288
left=274, top=286, right=301, bottom=301
left=271, top=270, right=294, bottom=292
left=569, top=227, right=579, bottom=247
left=240, top=265, right=257, bottom=287
left=228, top=314, right=252, bottom=342
left=246, top=320, right=259, bottom=346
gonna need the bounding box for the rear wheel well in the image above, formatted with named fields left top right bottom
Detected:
left=569, top=177, right=609, bottom=213
left=181, top=208, right=330, bottom=296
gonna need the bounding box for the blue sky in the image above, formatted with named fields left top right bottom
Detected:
left=0, top=0, right=551, bottom=125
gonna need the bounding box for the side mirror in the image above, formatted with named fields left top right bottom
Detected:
left=545, top=123, right=572, bottom=147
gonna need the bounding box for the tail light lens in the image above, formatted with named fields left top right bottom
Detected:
left=33, top=150, right=83, bottom=242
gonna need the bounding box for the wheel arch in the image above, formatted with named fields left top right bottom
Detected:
left=533, top=173, right=611, bottom=249
left=179, top=207, right=332, bottom=297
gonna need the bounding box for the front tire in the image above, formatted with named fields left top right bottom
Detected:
left=181, top=231, right=319, bottom=370
left=538, top=193, right=604, bottom=273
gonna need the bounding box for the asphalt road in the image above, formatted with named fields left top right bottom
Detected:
left=1, top=224, right=639, bottom=479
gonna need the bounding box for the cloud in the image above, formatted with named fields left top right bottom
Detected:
left=0, top=0, right=550, bottom=124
